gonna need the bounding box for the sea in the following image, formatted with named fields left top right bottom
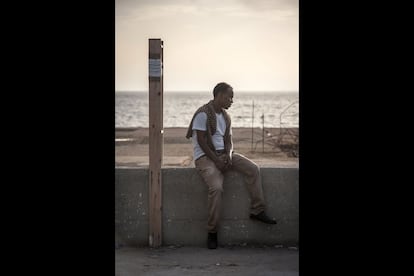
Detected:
left=115, top=91, right=298, bottom=128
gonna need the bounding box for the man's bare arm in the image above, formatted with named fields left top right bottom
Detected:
left=224, top=134, right=233, bottom=167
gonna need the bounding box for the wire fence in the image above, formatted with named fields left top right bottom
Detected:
left=250, top=100, right=299, bottom=157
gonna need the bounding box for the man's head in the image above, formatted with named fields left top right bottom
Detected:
left=213, top=82, right=233, bottom=109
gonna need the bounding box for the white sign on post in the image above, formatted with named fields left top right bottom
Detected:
left=149, top=58, right=162, bottom=77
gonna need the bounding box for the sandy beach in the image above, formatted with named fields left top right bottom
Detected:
left=116, top=127, right=299, bottom=167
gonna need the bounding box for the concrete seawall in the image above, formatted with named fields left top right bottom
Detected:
left=115, top=167, right=298, bottom=247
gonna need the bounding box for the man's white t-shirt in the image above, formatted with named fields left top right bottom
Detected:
left=191, top=112, right=232, bottom=161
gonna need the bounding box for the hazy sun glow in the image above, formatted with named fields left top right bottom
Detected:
left=116, top=0, right=298, bottom=92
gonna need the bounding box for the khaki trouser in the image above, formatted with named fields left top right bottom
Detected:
left=195, top=153, right=266, bottom=233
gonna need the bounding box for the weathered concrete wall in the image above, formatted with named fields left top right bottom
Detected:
left=115, top=167, right=298, bottom=247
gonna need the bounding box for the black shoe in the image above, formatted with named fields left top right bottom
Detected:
left=207, top=232, right=218, bottom=249
left=250, top=211, right=277, bottom=224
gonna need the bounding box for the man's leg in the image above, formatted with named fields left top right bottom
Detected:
left=195, top=156, right=224, bottom=248
left=231, top=153, right=266, bottom=215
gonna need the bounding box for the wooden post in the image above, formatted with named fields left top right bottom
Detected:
left=262, top=113, right=264, bottom=153
left=251, top=100, right=254, bottom=152
left=148, top=38, right=163, bottom=248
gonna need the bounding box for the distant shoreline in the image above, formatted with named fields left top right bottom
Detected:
left=115, top=91, right=298, bottom=94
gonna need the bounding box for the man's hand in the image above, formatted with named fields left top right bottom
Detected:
left=216, top=154, right=232, bottom=172
left=215, top=158, right=227, bottom=172
left=223, top=153, right=232, bottom=169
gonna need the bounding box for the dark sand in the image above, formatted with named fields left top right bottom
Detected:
left=116, top=127, right=298, bottom=167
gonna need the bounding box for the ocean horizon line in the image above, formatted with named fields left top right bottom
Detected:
left=115, top=90, right=298, bottom=94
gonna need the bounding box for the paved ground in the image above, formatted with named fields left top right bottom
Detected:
left=115, top=246, right=299, bottom=276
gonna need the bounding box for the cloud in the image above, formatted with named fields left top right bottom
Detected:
left=240, top=0, right=298, bottom=10
left=115, top=0, right=298, bottom=91
left=116, top=0, right=298, bottom=19
left=116, top=0, right=205, bottom=20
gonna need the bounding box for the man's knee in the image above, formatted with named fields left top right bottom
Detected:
left=246, top=163, right=260, bottom=177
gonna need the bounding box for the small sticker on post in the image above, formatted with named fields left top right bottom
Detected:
left=149, top=59, right=162, bottom=77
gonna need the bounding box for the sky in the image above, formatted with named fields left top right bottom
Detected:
left=116, top=0, right=298, bottom=92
